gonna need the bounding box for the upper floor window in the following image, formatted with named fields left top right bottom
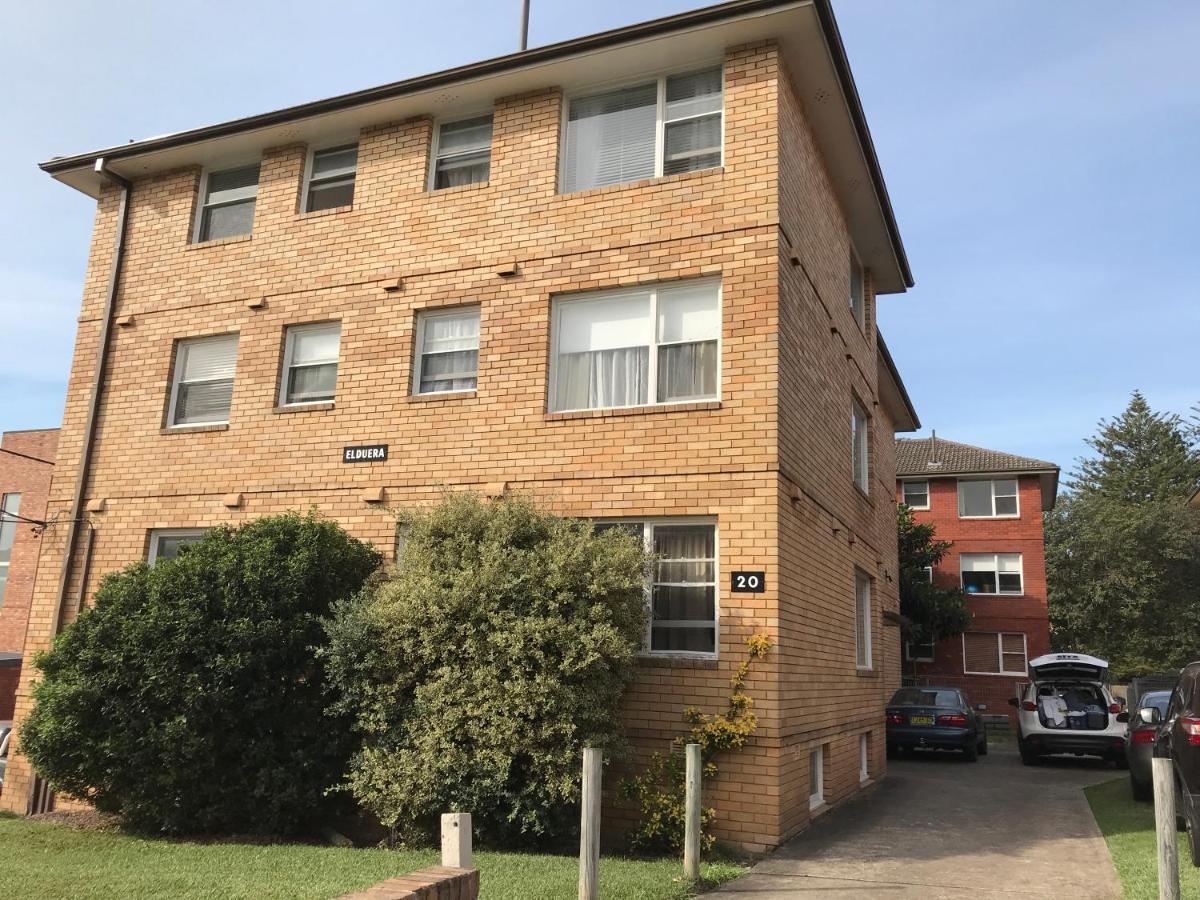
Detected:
left=852, top=400, right=870, bottom=493
left=902, top=480, right=929, bottom=509
left=562, top=67, right=722, bottom=193
left=961, top=552, right=1023, bottom=595
left=168, top=334, right=239, bottom=427
left=958, top=478, right=1018, bottom=518
left=850, top=252, right=866, bottom=330
left=304, top=145, right=357, bottom=212
left=281, top=322, right=341, bottom=406
left=413, top=307, right=480, bottom=394
left=147, top=528, right=206, bottom=566
left=0, top=493, right=21, bottom=607
left=550, top=280, right=719, bottom=412
left=195, top=164, right=259, bottom=242
left=855, top=569, right=872, bottom=669
left=432, top=116, right=493, bottom=189
left=905, top=638, right=934, bottom=663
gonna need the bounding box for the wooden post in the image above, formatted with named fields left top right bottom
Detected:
left=441, top=812, right=473, bottom=870
left=1153, top=756, right=1180, bottom=900
left=578, top=747, right=602, bottom=900
left=684, top=743, right=702, bottom=880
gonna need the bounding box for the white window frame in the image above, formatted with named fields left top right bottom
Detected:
left=428, top=113, right=494, bottom=191
left=412, top=306, right=481, bottom=396
left=809, top=745, right=825, bottom=811
left=852, top=400, right=870, bottom=494
left=147, top=528, right=207, bottom=566
left=901, top=480, right=929, bottom=510
left=301, top=143, right=358, bottom=213
left=959, top=552, right=1024, bottom=596
left=957, top=478, right=1020, bottom=519
left=849, top=250, right=866, bottom=331
left=854, top=568, right=873, bottom=670
left=166, top=333, right=240, bottom=428
left=859, top=733, right=870, bottom=782
left=962, top=631, right=1029, bottom=677
left=595, top=517, right=719, bottom=660
left=548, top=279, right=722, bottom=413
left=279, top=322, right=341, bottom=407
left=192, top=164, right=260, bottom=243
left=558, top=64, right=725, bottom=194
left=0, top=492, right=21, bottom=608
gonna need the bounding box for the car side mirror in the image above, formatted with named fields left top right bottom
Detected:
left=1138, top=706, right=1161, bottom=725
left=1007, top=697, right=1019, bottom=708
left=975, top=704, right=987, bottom=712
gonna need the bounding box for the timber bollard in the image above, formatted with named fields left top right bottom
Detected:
left=684, top=743, right=701, bottom=880
left=579, top=747, right=602, bottom=900
left=1152, top=754, right=1180, bottom=900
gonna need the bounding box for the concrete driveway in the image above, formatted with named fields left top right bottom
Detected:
left=716, top=745, right=1122, bottom=899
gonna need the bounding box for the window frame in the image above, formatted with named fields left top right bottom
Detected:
left=809, top=745, right=825, bottom=811
left=0, top=492, right=21, bottom=609
left=957, top=478, right=1020, bottom=519
left=192, top=163, right=260, bottom=243
left=548, top=279, right=722, bottom=413
left=595, top=516, right=719, bottom=660
left=301, top=143, right=358, bottom=213
left=901, top=479, right=929, bottom=510
left=904, top=638, right=935, bottom=663
left=849, top=249, right=866, bottom=331
left=558, top=64, right=725, bottom=195
left=412, top=305, right=482, bottom=396
left=852, top=399, right=870, bottom=494
left=428, top=113, right=495, bottom=191
left=962, top=631, right=1028, bottom=677
left=959, top=552, right=1024, bottom=596
left=854, top=568, right=873, bottom=670
left=146, top=528, right=207, bottom=566
left=279, top=321, right=342, bottom=408
left=166, top=333, right=240, bottom=428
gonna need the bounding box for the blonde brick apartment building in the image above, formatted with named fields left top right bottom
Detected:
left=3, top=0, right=919, bottom=850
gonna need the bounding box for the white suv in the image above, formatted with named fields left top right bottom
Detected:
left=1011, top=653, right=1129, bottom=767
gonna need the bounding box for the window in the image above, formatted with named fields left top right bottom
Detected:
left=849, top=252, right=865, bottom=329
left=304, top=145, right=357, bottom=212
left=413, top=307, right=480, bottom=394
left=902, top=480, right=929, bottom=509
left=0, top=493, right=21, bottom=608
left=550, top=280, right=719, bottom=412
left=958, top=478, right=1018, bottom=518
left=168, top=334, right=239, bottom=426
left=809, top=745, right=825, bottom=810
left=596, top=519, right=717, bottom=657
left=960, top=553, right=1023, bottom=595
left=147, top=529, right=206, bottom=566
left=905, top=638, right=935, bottom=662
left=562, top=67, right=722, bottom=193
left=852, top=401, right=870, bottom=492
left=281, top=323, right=341, bottom=406
left=195, top=164, right=259, bottom=242
left=963, top=632, right=1027, bottom=675
left=859, top=733, right=870, bottom=782
left=855, top=569, right=872, bottom=669
left=432, top=116, right=493, bottom=189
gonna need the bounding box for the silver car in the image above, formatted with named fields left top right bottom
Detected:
left=1126, top=691, right=1171, bottom=800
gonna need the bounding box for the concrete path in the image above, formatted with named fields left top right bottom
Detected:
left=715, top=745, right=1122, bottom=899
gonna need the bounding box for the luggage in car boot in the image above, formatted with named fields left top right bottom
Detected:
left=1085, top=706, right=1106, bottom=729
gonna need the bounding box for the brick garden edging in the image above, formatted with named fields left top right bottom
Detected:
left=336, top=865, right=479, bottom=900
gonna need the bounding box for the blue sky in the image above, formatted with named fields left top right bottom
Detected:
left=1, top=1, right=1197, bottom=475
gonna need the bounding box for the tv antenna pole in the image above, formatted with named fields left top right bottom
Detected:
left=519, top=0, right=530, bottom=50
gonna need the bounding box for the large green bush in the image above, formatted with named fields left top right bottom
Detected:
left=324, top=493, right=649, bottom=845
left=21, top=512, right=381, bottom=835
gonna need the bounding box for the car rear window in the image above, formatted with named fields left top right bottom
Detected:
left=889, top=689, right=961, bottom=708
left=1142, top=692, right=1170, bottom=715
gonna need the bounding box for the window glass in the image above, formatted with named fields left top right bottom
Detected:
left=415, top=308, right=480, bottom=394
left=855, top=570, right=872, bottom=668
left=148, top=529, right=206, bottom=566
left=663, top=69, right=722, bottom=175
left=963, top=631, right=1026, bottom=674
left=852, top=402, right=869, bottom=492
left=170, top=335, right=239, bottom=426
left=809, top=746, right=824, bottom=809
left=958, top=480, right=993, bottom=516
left=198, top=165, right=259, bottom=241
left=994, top=479, right=1018, bottom=516
left=902, top=481, right=928, bottom=508
left=284, top=323, right=340, bottom=405
left=651, top=524, right=716, bottom=655
left=961, top=553, right=1022, bottom=595
left=306, top=145, right=357, bottom=211
left=433, top=116, right=493, bottom=189
left=849, top=253, right=865, bottom=328
left=0, top=493, right=21, bottom=607
left=889, top=688, right=961, bottom=707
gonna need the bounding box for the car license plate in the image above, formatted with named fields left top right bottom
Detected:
left=910, top=715, right=934, bottom=726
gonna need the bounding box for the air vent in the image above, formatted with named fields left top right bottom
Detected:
left=812, top=88, right=831, bottom=103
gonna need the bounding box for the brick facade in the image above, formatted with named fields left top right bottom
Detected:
left=4, top=23, right=914, bottom=851
left=0, top=429, right=58, bottom=722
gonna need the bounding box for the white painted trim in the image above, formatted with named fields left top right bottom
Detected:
left=956, top=477, right=1021, bottom=519
left=278, top=321, right=341, bottom=407
left=962, top=631, right=1028, bottom=677
left=959, top=552, right=1024, bottom=596
left=412, top=306, right=481, bottom=395
left=146, top=528, right=207, bottom=566
left=808, top=744, right=825, bottom=810
left=900, top=479, right=930, bottom=510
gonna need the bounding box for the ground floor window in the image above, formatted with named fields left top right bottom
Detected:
left=595, top=519, right=717, bottom=657
left=147, top=529, right=206, bottom=566
left=809, top=744, right=826, bottom=810
left=962, top=631, right=1027, bottom=675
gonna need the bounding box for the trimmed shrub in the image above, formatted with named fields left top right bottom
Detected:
left=20, top=512, right=381, bottom=835
left=324, top=493, right=649, bottom=845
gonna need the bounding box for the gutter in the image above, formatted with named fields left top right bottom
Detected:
left=876, top=333, right=920, bottom=430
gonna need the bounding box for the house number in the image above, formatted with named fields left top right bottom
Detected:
left=731, top=571, right=766, bottom=593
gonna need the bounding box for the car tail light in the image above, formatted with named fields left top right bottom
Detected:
left=937, top=714, right=967, bottom=727
left=1109, top=703, right=1122, bottom=714
left=1021, top=701, right=1037, bottom=712
left=1132, top=730, right=1157, bottom=744
left=886, top=713, right=904, bottom=725
left=1182, top=717, right=1200, bottom=746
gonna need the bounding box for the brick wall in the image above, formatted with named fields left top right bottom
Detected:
left=3, top=41, right=902, bottom=850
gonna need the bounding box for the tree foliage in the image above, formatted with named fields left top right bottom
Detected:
left=896, top=505, right=971, bottom=649
left=20, top=513, right=382, bottom=835
left=323, top=493, right=649, bottom=845
left=1046, top=392, right=1200, bottom=679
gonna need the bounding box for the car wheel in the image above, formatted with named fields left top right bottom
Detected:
left=1131, top=778, right=1152, bottom=802
left=963, top=743, right=978, bottom=762
left=1019, top=738, right=1040, bottom=766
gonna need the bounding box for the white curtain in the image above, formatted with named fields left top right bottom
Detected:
left=420, top=312, right=479, bottom=392
left=555, top=347, right=647, bottom=410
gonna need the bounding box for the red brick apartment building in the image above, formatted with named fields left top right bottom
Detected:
left=3, top=0, right=922, bottom=850
left=0, top=429, right=58, bottom=722
left=896, top=436, right=1059, bottom=721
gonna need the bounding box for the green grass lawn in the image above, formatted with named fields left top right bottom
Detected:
left=1085, top=776, right=1200, bottom=899
left=0, top=813, right=743, bottom=900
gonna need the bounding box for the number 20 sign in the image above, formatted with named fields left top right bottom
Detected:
left=730, top=571, right=766, bottom=593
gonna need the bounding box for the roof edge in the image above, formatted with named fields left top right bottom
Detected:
left=876, top=332, right=920, bottom=431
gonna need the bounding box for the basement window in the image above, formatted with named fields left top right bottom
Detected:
left=194, top=164, right=259, bottom=242
left=809, top=745, right=825, bottom=810
left=431, top=116, right=493, bottom=189
left=304, top=145, right=357, bottom=211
